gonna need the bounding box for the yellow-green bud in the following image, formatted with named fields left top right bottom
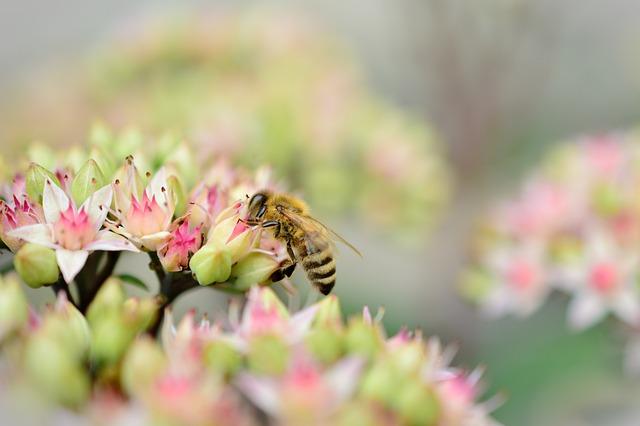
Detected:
left=122, top=297, right=159, bottom=332
left=305, top=327, right=344, bottom=364
left=0, top=275, right=28, bottom=337
left=395, top=380, right=439, bottom=426
left=203, top=340, right=243, bottom=377
left=89, top=146, right=116, bottom=181
left=360, top=361, right=398, bottom=404
left=247, top=334, right=290, bottom=376
left=86, top=278, right=126, bottom=326
left=14, top=243, right=59, bottom=288
left=207, top=215, right=253, bottom=262
left=90, top=313, right=136, bottom=366
left=121, top=337, right=167, bottom=396
left=230, top=252, right=280, bottom=291
left=25, top=163, right=59, bottom=202
left=24, top=335, right=90, bottom=408
left=345, top=318, right=383, bottom=359
left=71, top=159, right=106, bottom=205
left=314, top=295, right=343, bottom=328
left=41, top=299, right=91, bottom=359
left=189, top=244, right=232, bottom=285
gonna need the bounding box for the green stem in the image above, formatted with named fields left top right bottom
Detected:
left=52, top=277, right=77, bottom=308
left=79, top=251, right=121, bottom=313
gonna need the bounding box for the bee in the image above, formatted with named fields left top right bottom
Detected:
left=245, top=190, right=361, bottom=295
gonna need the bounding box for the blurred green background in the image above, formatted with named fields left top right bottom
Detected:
left=2, top=1, right=640, bottom=424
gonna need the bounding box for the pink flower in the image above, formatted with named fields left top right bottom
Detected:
left=0, top=194, right=44, bottom=252
left=158, top=218, right=203, bottom=272
left=111, top=163, right=175, bottom=251
left=8, top=179, right=138, bottom=282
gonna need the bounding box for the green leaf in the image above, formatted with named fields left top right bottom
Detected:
left=116, top=274, right=150, bottom=291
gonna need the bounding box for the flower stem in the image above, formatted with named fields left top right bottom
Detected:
left=52, top=277, right=77, bottom=308
left=79, top=251, right=121, bottom=313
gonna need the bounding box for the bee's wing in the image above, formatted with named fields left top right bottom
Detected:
left=279, top=209, right=362, bottom=257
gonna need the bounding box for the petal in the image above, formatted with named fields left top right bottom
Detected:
left=43, top=179, right=70, bottom=223
left=235, top=374, right=281, bottom=416
left=567, top=293, right=607, bottom=331
left=56, top=249, right=89, bottom=283
left=139, top=231, right=171, bottom=251
left=611, top=289, right=640, bottom=326
left=325, top=357, right=364, bottom=409
left=84, top=230, right=139, bottom=252
left=80, top=184, right=113, bottom=231
left=289, top=304, right=319, bottom=342
left=7, top=224, right=56, bottom=248
left=147, top=168, right=168, bottom=198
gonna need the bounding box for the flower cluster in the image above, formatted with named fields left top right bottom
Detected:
left=0, top=274, right=499, bottom=425
left=0, top=10, right=450, bottom=239
left=462, top=133, right=640, bottom=368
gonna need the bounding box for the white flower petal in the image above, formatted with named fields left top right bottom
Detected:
left=7, top=224, right=56, bottom=248
left=43, top=179, right=70, bottom=223
left=84, top=230, right=139, bottom=252
left=235, top=374, right=281, bottom=416
left=147, top=167, right=168, bottom=198
left=139, top=231, right=171, bottom=251
left=567, top=292, right=607, bottom=331
left=611, top=289, right=640, bottom=326
left=56, top=249, right=89, bottom=283
left=325, top=357, right=364, bottom=410
left=80, top=184, right=113, bottom=231
left=289, top=304, right=319, bottom=342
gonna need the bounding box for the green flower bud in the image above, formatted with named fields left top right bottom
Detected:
left=459, top=268, right=493, bottom=303
left=314, top=295, right=343, bottom=328
left=24, top=335, right=90, bottom=408
left=122, top=297, right=159, bottom=332
left=121, top=337, right=167, bottom=396
left=40, top=299, right=91, bottom=359
left=189, top=244, right=232, bottom=285
left=0, top=275, right=29, bottom=337
left=229, top=252, right=280, bottom=291
left=203, top=340, right=243, bottom=377
left=305, top=327, right=344, bottom=364
left=14, top=243, right=59, bottom=288
left=395, top=380, right=439, bottom=426
left=86, top=278, right=126, bottom=326
left=360, top=361, right=398, bottom=404
left=207, top=216, right=253, bottom=262
left=90, top=313, right=136, bottom=366
left=25, top=163, right=59, bottom=202
left=345, top=318, right=383, bottom=359
left=335, top=402, right=383, bottom=426
left=71, top=159, right=106, bottom=205
left=247, top=334, right=290, bottom=376
left=89, top=146, right=116, bottom=180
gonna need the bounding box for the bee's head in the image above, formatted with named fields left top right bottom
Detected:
left=247, top=191, right=269, bottom=221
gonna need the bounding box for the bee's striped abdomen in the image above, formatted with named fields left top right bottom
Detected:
left=302, top=248, right=336, bottom=295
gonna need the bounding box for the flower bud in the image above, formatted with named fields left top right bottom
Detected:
left=25, top=163, right=59, bottom=202
left=40, top=295, right=91, bottom=359
left=359, top=361, right=399, bottom=404
left=207, top=215, right=253, bottom=262
left=167, top=175, right=187, bottom=217
left=395, top=380, right=439, bottom=426
left=229, top=252, right=280, bottom=291
left=189, top=244, right=232, bottom=285
left=247, top=334, right=290, bottom=376
left=90, top=313, right=136, bottom=366
left=71, top=159, right=107, bottom=205
left=305, top=327, right=344, bottom=364
left=86, top=278, right=126, bottom=326
left=203, top=340, right=243, bottom=377
left=24, top=334, right=90, bottom=408
left=458, top=268, right=493, bottom=303
left=121, top=336, right=167, bottom=396
left=14, top=243, right=59, bottom=288
left=314, top=295, right=343, bottom=328
left=344, top=318, right=383, bottom=359
left=0, top=274, right=28, bottom=338
left=122, top=297, right=159, bottom=331
left=89, top=146, right=116, bottom=181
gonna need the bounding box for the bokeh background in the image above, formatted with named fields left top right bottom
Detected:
left=2, top=1, right=640, bottom=424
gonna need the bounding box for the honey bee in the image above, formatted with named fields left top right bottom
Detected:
left=245, top=190, right=361, bottom=295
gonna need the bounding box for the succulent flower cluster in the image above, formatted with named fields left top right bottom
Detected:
left=0, top=131, right=497, bottom=424
left=0, top=10, right=450, bottom=239
left=462, top=132, right=640, bottom=369
left=0, top=275, right=499, bottom=426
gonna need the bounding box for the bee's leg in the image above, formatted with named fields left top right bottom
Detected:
left=262, top=220, right=281, bottom=238
left=270, top=258, right=296, bottom=282
left=284, top=242, right=297, bottom=277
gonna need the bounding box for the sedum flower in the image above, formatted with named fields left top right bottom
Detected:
left=110, top=159, right=176, bottom=251
left=0, top=192, right=45, bottom=252
left=8, top=178, right=138, bottom=282
left=158, top=217, right=203, bottom=272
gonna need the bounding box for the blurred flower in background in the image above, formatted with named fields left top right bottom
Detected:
left=0, top=9, right=450, bottom=241
left=463, top=131, right=640, bottom=370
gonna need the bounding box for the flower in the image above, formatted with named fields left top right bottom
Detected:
left=158, top=218, right=203, bottom=272
left=0, top=192, right=44, bottom=252
left=8, top=178, right=138, bottom=282
left=111, top=159, right=176, bottom=251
